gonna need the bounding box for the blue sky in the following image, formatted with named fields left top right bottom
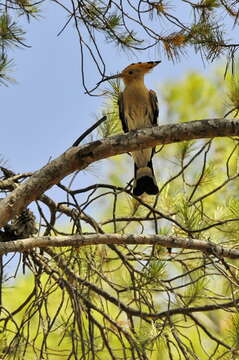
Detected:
left=1, top=3, right=219, bottom=179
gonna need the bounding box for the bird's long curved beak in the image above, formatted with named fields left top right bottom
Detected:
left=97, top=73, right=121, bottom=85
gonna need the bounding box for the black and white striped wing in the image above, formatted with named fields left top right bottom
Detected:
left=149, top=90, right=159, bottom=126
left=118, top=92, right=129, bottom=133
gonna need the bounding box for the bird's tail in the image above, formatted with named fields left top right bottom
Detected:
left=133, top=161, right=159, bottom=196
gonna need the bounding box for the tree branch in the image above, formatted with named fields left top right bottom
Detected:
left=0, top=233, right=239, bottom=259
left=0, top=118, right=238, bottom=227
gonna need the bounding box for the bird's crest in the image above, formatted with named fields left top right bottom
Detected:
left=97, top=61, right=161, bottom=85
left=123, top=61, right=161, bottom=73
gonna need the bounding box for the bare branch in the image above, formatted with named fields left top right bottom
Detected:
left=1, top=233, right=239, bottom=259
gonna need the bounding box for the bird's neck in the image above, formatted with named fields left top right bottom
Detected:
left=123, top=78, right=149, bottom=106
left=123, top=77, right=146, bottom=90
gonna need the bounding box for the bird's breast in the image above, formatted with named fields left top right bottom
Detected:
left=123, top=88, right=152, bottom=130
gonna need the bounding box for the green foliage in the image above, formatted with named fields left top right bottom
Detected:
left=99, top=80, right=123, bottom=137
left=0, top=14, right=25, bottom=49
left=227, top=198, right=239, bottom=218
left=0, top=57, right=14, bottom=85
left=182, top=269, right=208, bottom=306
left=228, top=314, right=239, bottom=356
left=198, top=0, right=220, bottom=10
left=77, top=0, right=141, bottom=49
left=0, top=0, right=40, bottom=85
left=0, top=15, right=24, bottom=84
left=142, top=260, right=167, bottom=286
left=175, top=198, right=207, bottom=233
left=227, top=76, right=239, bottom=117
left=162, top=72, right=226, bottom=122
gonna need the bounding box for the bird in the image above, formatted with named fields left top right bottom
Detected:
left=102, top=61, right=161, bottom=196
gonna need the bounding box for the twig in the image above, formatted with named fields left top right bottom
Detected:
left=72, top=115, right=107, bottom=146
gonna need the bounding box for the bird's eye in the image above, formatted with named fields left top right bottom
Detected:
left=128, top=70, right=133, bottom=74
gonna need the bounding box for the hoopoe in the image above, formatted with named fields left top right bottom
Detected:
left=103, top=61, right=160, bottom=196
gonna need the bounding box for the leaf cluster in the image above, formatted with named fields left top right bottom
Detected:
left=0, top=0, right=40, bottom=85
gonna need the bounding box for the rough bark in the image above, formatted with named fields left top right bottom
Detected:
left=0, top=233, right=239, bottom=259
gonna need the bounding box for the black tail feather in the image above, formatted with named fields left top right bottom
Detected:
left=133, top=160, right=158, bottom=196
left=133, top=176, right=159, bottom=196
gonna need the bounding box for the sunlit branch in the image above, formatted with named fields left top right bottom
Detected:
left=0, top=118, right=238, bottom=228
left=1, top=233, right=239, bottom=259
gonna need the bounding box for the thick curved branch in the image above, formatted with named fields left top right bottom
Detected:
left=0, top=233, right=239, bottom=259
left=0, top=118, right=238, bottom=227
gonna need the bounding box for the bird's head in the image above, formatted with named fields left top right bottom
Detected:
left=100, top=61, right=161, bottom=85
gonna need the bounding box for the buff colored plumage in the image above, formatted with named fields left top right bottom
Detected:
left=103, top=61, right=160, bottom=195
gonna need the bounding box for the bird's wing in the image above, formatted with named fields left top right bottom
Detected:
left=118, top=92, right=129, bottom=133
left=149, top=90, right=159, bottom=126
